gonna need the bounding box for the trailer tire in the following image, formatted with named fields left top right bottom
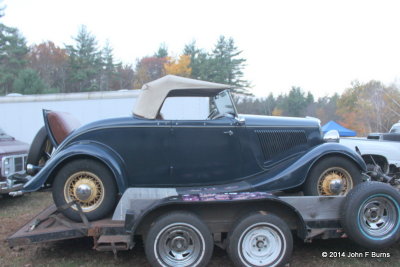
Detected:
left=304, top=156, right=362, bottom=196
left=227, top=212, right=293, bottom=267
left=341, top=181, right=400, bottom=248
left=52, top=159, right=117, bottom=222
left=26, top=126, right=53, bottom=173
left=144, top=211, right=213, bottom=267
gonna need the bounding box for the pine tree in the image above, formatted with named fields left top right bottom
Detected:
left=210, top=36, right=250, bottom=94
left=101, top=41, right=116, bottom=91
left=65, top=25, right=102, bottom=92
left=0, top=23, right=29, bottom=95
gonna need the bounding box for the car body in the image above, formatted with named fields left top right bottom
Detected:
left=0, top=128, right=29, bottom=194
left=22, top=75, right=367, bottom=220
left=340, top=121, right=400, bottom=172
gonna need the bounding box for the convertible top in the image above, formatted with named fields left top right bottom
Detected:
left=133, top=75, right=231, bottom=119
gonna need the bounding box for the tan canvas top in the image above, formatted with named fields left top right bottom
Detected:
left=133, top=75, right=231, bottom=119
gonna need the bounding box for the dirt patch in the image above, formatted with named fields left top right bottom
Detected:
left=0, top=192, right=399, bottom=266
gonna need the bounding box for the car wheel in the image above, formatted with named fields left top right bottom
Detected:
left=227, top=213, right=293, bottom=267
left=303, top=157, right=362, bottom=196
left=341, top=181, right=400, bottom=248
left=52, top=159, right=117, bottom=222
left=144, top=211, right=213, bottom=267
left=26, top=126, right=53, bottom=173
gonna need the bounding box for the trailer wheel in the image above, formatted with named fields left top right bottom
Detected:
left=304, top=157, right=362, bottom=196
left=26, top=126, right=53, bottom=173
left=144, top=211, right=213, bottom=267
left=227, top=213, right=293, bottom=267
left=341, top=181, right=400, bottom=248
left=52, top=159, right=117, bottom=222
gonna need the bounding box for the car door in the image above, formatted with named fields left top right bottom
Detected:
left=169, top=117, right=243, bottom=185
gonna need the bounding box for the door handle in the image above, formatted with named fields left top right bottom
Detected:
left=224, top=130, right=234, bottom=136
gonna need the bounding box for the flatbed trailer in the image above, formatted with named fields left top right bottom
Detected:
left=7, top=182, right=400, bottom=267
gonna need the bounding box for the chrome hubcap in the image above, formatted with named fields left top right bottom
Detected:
left=360, top=196, right=397, bottom=237
left=239, top=224, right=285, bottom=266
left=75, top=184, right=92, bottom=201
left=155, top=223, right=204, bottom=266
left=318, top=167, right=352, bottom=195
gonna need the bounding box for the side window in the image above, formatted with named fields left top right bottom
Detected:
left=160, top=97, right=210, bottom=120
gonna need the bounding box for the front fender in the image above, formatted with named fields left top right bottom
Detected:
left=249, top=142, right=367, bottom=191
left=23, top=141, right=128, bottom=193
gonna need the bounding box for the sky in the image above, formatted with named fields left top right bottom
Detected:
left=2, top=0, right=400, bottom=98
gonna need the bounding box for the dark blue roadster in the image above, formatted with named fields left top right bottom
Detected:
left=23, top=75, right=366, bottom=221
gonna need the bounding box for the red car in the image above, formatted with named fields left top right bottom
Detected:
left=0, top=128, right=29, bottom=195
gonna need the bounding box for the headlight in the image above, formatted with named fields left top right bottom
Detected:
left=2, top=158, right=11, bottom=176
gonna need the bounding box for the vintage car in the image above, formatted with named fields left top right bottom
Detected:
left=21, top=75, right=366, bottom=221
left=0, top=128, right=29, bottom=195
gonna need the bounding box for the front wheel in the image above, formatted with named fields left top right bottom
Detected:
left=227, top=213, right=293, bottom=267
left=144, top=212, right=213, bottom=267
left=52, top=159, right=117, bottom=221
left=303, top=157, right=363, bottom=196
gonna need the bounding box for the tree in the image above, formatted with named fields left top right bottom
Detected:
left=12, top=68, right=45, bottom=94
left=337, top=80, right=400, bottom=135
left=183, top=41, right=213, bottom=81
left=100, top=41, right=116, bottom=91
left=154, top=43, right=168, bottom=58
left=65, top=25, right=102, bottom=92
left=183, top=38, right=251, bottom=95
left=133, top=56, right=167, bottom=88
left=113, top=63, right=135, bottom=89
left=28, top=41, right=68, bottom=92
left=164, top=55, right=191, bottom=77
left=0, top=23, right=28, bottom=95
left=210, top=36, right=250, bottom=94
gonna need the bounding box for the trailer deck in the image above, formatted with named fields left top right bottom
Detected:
left=7, top=205, right=126, bottom=250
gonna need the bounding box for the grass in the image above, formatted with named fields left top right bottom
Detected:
left=0, top=192, right=399, bottom=266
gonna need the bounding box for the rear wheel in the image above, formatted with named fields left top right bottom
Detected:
left=227, top=213, right=293, bottom=267
left=304, top=157, right=362, bottom=196
left=52, top=159, right=117, bottom=221
left=144, top=212, right=213, bottom=267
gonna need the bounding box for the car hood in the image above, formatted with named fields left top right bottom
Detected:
left=240, top=114, right=321, bottom=128
left=0, top=139, right=29, bottom=155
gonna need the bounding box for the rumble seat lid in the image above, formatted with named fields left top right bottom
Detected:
left=133, top=75, right=231, bottom=119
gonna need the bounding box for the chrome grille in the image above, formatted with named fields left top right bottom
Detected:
left=255, top=129, right=307, bottom=160
left=1, top=154, right=28, bottom=177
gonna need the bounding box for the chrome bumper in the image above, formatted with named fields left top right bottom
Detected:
left=0, top=179, right=24, bottom=194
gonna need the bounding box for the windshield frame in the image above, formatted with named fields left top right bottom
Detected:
left=210, top=89, right=238, bottom=119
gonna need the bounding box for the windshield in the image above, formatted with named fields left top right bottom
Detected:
left=390, top=124, right=400, bottom=133
left=211, top=90, right=237, bottom=118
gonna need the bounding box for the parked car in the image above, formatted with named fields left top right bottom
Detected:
left=340, top=121, right=400, bottom=188
left=21, top=75, right=366, bottom=221
left=0, top=128, right=29, bottom=195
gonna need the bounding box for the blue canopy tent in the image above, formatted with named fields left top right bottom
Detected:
left=321, top=120, right=356, bottom=137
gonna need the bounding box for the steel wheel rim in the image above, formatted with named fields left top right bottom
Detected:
left=238, top=223, right=285, bottom=267
left=63, top=171, right=105, bottom=212
left=155, top=222, right=205, bottom=267
left=317, top=167, right=352, bottom=195
left=359, top=196, right=397, bottom=237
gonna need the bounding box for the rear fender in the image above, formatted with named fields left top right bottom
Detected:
left=22, top=141, right=128, bottom=194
